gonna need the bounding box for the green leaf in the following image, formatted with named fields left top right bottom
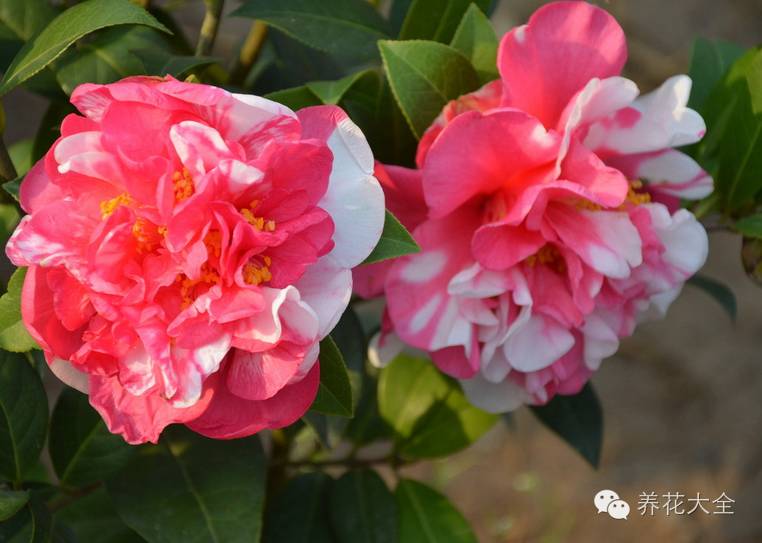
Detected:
left=0, top=498, right=52, bottom=543
left=8, top=138, right=33, bottom=177
left=363, top=210, right=420, bottom=265
left=54, top=25, right=169, bottom=95
left=310, top=336, right=353, bottom=417
left=264, top=85, right=322, bottom=111
left=0, top=351, right=48, bottom=482
left=688, top=274, right=737, bottom=322
left=55, top=488, right=143, bottom=543
left=0, top=0, right=57, bottom=42
left=263, top=472, right=334, bottom=543
left=107, top=426, right=266, bottom=543
left=378, top=355, right=497, bottom=459
left=395, top=479, right=476, bottom=543
left=133, top=49, right=216, bottom=78
left=49, top=388, right=134, bottom=488
left=530, top=383, right=602, bottom=468
left=2, top=177, right=21, bottom=201
left=0, top=0, right=170, bottom=95
left=688, top=38, right=744, bottom=111
left=449, top=3, right=498, bottom=84
left=379, top=40, right=480, bottom=139
left=329, top=469, right=397, bottom=543
left=32, top=100, right=76, bottom=164
left=0, top=268, right=38, bottom=353
left=735, top=214, right=762, bottom=238
left=700, top=49, right=762, bottom=210
left=0, top=201, right=20, bottom=247
left=307, top=69, right=376, bottom=105
left=233, top=0, right=390, bottom=65
left=398, top=0, right=491, bottom=43
left=0, top=489, right=29, bottom=522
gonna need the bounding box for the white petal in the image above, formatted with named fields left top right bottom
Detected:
left=50, top=358, right=89, bottom=393
left=460, top=374, right=531, bottom=413
left=368, top=331, right=404, bottom=369
left=296, top=255, right=352, bottom=338
left=505, top=314, right=575, bottom=372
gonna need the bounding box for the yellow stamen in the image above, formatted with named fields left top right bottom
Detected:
left=173, top=168, right=195, bottom=202
left=176, top=263, right=221, bottom=308
left=240, top=202, right=276, bottom=232
left=204, top=230, right=222, bottom=258
left=100, top=193, right=132, bottom=218
left=525, top=244, right=566, bottom=274
left=243, top=257, right=273, bottom=286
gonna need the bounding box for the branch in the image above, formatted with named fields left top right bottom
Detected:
left=230, top=21, right=268, bottom=85
left=196, top=0, right=225, bottom=57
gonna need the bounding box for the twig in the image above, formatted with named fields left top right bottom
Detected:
left=229, top=21, right=268, bottom=85
left=195, top=0, right=225, bottom=57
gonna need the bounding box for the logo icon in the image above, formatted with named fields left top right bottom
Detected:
left=594, top=490, right=630, bottom=520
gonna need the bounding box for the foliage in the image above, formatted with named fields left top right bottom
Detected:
left=0, top=0, right=755, bottom=541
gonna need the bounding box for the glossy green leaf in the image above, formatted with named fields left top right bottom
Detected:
left=310, top=336, right=353, bottom=417
left=398, top=0, right=491, bottom=43
left=378, top=355, right=496, bottom=459
left=263, top=472, right=334, bottom=543
left=233, top=0, right=390, bottom=64
left=530, top=383, right=602, bottom=468
left=107, top=426, right=266, bottom=543
left=55, top=488, right=143, bottom=543
left=450, top=3, right=498, bottom=84
left=379, top=40, right=479, bottom=138
left=55, top=25, right=169, bottom=94
left=8, top=138, right=33, bottom=177
left=329, top=469, right=397, bottom=543
left=2, top=177, right=21, bottom=201
left=396, top=479, right=476, bottom=543
left=0, top=0, right=170, bottom=95
left=49, top=388, right=134, bottom=488
left=0, top=351, right=48, bottom=482
left=264, top=86, right=322, bottom=111
left=700, top=49, right=762, bottom=210
left=688, top=38, right=744, bottom=111
left=0, top=489, right=29, bottom=522
left=688, top=274, right=737, bottom=322
left=0, top=268, right=37, bottom=353
left=363, top=210, right=420, bottom=265
left=307, top=69, right=376, bottom=105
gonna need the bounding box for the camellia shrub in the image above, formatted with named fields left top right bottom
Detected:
left=0, top=0, right=756, bottom=540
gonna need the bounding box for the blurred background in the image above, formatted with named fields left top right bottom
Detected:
left=5, top=1, right=762, bottom=542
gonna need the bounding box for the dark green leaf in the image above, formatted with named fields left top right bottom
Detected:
left=0, top=489, right=29, bottom=522
left=687, top=274, right=737, bottom=321
left=395, top=479, right=476, bottom=543
left=363, top=210, right=420, bottom=265
left=263, top=472, right=334, bottom=543
left=378, top=355, right=496, bottom=459
left=133, top=49, right=216, bottom=78
left=32, top=100, right=76, bottom=164
left=0, top=0, right=170, bottom=95
left=0, top=0, right=57, bottom=42
left=329, top=469, right=397, bottom=543
left=0, top=268, right=38, bottom=352
left=688, top=38, right=744, bottom=111
left=50, top=388, right=134, bottom=487
left=398, top=0, right=491, bottom=43
left=307, top=70, right=376, bottom=105
left=55, top=488, right=144, bottom=543
left=264, top=85, right=322, bottom=111
left=379, top=40, right=480, bottom=138
left=449, top=3, right=498, bottom=84
left=735, top=214, right=762, bottom=238
left=0, top=202, right=20, bottom=247
left=310, top=336, right=353, bottom=417
left=0, top=498, right=52, bottom=543
left=107, top=426, right=266, bottom=543
left=55, top=26, right=169, bottom=94
left=2, top=177, right=21, bottom=201
left=530, top=383, right=602, bottom=468
left=0, top=351, right=47, bottom=482
left=8, top=138, right=33, bottom=177
left=233, top=0, right=390, bottom=65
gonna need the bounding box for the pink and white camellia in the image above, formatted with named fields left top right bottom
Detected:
left=6, top=76, right=384, bottom=443
left=355, top=1, right=711, bottom=412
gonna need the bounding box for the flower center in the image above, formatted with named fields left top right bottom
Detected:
left=243, top=256, right=272, bottom=286
left=173, top=168, right=195, bottom=202
left=525, top=244, right=566, bottom=273
left=240, top=200, right=276, bottom=232
left=100, top=192, right=132, bottom=218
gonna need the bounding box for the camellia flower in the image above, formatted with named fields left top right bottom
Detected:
left=355, top=1, right=710, bottom=412
left=7, top=77, right=384, bottom=443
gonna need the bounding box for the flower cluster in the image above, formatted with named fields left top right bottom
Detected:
left=356, top=1, right=710, bottom=412
left=7, top=77, right=384, bottom=443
